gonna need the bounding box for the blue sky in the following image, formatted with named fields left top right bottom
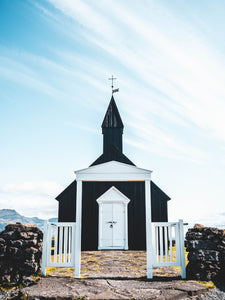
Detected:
left=0, top=0, right=225, bottom=226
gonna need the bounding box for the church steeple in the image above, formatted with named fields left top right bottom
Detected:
left=102, top=96, right=124, bottom=153
left=90, top=95, right=135, bottom=167
left=102, top=96, right=124, bottom=130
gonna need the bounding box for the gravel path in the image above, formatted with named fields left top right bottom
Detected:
left=46, top=251, right=225, bottom=300
left=197, top=286, right=225, bottom=300
left=21, top=277, right=209, bottom=299
left=1, top=251, right=224, bottom=299
left=198, top=283, right=225, bottom=300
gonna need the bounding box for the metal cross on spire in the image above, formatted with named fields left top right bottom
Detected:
left=108, top=75, right=119, bottom=94
left=108, top=75, right=116, bottom=90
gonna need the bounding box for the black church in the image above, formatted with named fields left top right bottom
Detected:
left=56, top=95, right=170, bottom=251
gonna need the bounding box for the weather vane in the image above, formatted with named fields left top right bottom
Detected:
left=108, top=75, right=119, bottom=94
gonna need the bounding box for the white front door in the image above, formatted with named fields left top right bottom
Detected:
left=101, top=203, right=125, bottom=248
left=96, top=186, right=130, bottom=250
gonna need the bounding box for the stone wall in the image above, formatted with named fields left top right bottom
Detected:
left=186, top=224, right=225, bottom=281
left=0, top=222, right=43, bottom=286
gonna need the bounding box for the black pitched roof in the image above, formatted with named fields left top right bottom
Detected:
left=90, top=144, right=135, bottom=167
left=55, top=180, right=76, bottom=201
left=101, top=96, right=124, bottom=131
left=151, top=181, right=171, bottom=201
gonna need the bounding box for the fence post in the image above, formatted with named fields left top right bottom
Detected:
left=71, top=223, right=76, bottom=265
left=75, top=180, right=82, bottom=277
left=145, top=179, right=153, bottom=279
left=41, top=220, right=48, bottom=276
left=179, top=219, right=186, bottom=279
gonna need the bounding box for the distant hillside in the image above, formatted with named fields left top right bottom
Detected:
left=0, top=209, right=57, bottom=232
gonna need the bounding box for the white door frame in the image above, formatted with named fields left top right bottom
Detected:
left=74, top=161, right=153, bottom=278
left=96, top=186, right=130, bottom=250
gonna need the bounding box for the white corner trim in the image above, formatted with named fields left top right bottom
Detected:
left=145, top=179, right=153, bottom=279
left=75, top=180, right=82, bottom=278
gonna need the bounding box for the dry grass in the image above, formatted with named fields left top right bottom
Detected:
left=46, top=267, right=56, bottom=275
left=45, top=247, right=215, bottom=289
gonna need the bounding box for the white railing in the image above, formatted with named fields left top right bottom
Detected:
left=151, top=219, right=186, bottom=278
left=41, top=221, right=76, bottom=275
left=41, top=220, right=186, bottom=279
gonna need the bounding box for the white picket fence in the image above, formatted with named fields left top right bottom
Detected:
left=41, top=220, right=186, bottom=278
left=151, top=220, right=186, bottom=278
left=41, top=222, right=76, bottom=276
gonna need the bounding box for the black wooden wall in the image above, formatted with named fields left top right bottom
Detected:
left=151, top=181, right=168, bottom=222
left=82, top=181, right=146, bottom=250
left=56, top=180, right=169, bottom=251
left=57, top=180, right=76, bottom=222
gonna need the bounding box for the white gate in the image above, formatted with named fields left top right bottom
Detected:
left=41, top=221, right=76, bottom=276
left=150, top=220, right=186, bottom=278
left=41, top=220, right=186, bottom=279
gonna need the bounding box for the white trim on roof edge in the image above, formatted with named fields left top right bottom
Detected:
left=96, top=186, right=130, bottom=204
left=75, top=160, right=152, bottom=181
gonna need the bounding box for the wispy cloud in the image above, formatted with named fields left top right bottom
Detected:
left=1, top=0, right=225, bottom=224
left=0, top=181, right=63, bottom=196
left=0, top=0, right=220, bottom=168
left=71, top=123, right=99, bottom=135
left=193, top=212, right=225, bottom=227
left=0, top=193, right=57, bottom=219
left=125, top=133, right=207, bottom=164
left=0, top=47, right=109, bottom=108
left=44, top=0, right=225, bottom=164
left=0, top=181, right=62, bottom=219
left=0, top=54, right=66, bottom=98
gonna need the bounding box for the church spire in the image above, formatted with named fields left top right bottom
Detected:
left=101, top=95, right=124, bottom=131
left=102, top=95, right=123, bottom=154
left=90, top=94, right=135, bottom=167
